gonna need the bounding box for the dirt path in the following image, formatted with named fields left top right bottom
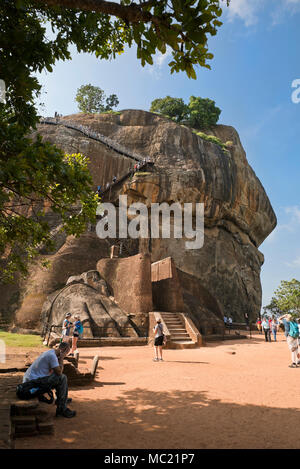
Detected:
left=15, top=332, right=300, bottom=449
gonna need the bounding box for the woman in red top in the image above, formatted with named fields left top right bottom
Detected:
left=256, top=318, right=262, bottom=334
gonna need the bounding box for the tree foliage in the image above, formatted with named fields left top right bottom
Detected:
left=150, top=95, right=221, bottom=129
left=75, top=84, right=119, bottom=113
left=0, top=0, right=230, bottom=280
left=272, top=279, right=300, bottom=317
left=188, top=96, right=221, bottom=129
left=263, top=297, right=283, bottom=317
left=150, top=96, right=187, bottom=123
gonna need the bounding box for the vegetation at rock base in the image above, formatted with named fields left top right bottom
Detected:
left=75, top=84, right=119, bottom=114
left=0, top=0, right=230, bottom=280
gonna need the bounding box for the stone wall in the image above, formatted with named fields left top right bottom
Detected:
left=97, top=253, right=153, bottom=335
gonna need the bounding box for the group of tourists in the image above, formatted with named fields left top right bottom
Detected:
left=256, top=314, right=300, bottom=368
left=61, top=313, right=84, bottom=356
left=256, top=316, right=280, bottom=342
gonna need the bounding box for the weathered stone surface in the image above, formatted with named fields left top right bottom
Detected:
left=41, top=270, right=139, bottom=338
left=12, top=233, right=109, bottom=330
left=0, top=110, right=276, bottom=329
left=97, top=253, right=153, bottom=335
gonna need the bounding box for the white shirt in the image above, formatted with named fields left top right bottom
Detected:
left=23, top=350, right=59, bottom=383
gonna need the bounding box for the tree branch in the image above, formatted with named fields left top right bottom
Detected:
left=33, top=0, right=155, bottom=24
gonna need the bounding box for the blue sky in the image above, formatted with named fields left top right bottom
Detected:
left=37, top=0, right=300, bottom=309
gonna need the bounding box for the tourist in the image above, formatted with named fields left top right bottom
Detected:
left=112, top=175, right=117, bottom=184
left=61, top=313, right=72, bottom=343
left=244, top=313, right=249, bottom=327
left=22, top=342, right=76, bottom=418
left=256, top=317, right=262, bottom=334
left=279, top=314, right=290, bottom=339
left=153, top=318, right=165, bottom=362
left=70, top=315, right=83, bottom=356
left=223, top=315, right=228, bottom=327
left=262, top=317, right=271, bottom=342
left=280, top=314, right=300, bottom=368
left=271, top=316, right=279, bottom=342
left=228, top=316, right=233, bottom=332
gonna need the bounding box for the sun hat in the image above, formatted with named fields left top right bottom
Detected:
left=65, top=313, right=71, bottom=317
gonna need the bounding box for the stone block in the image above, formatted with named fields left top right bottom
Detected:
left=11, top=415, right=36, bottom=426
left=37, top=421, right=54, bottom=434
left=14, top=423, right=37, bottom=434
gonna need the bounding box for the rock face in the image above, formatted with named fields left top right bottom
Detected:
left=0, top=110, right=276, bottom=332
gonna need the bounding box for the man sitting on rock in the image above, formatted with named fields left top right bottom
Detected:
left=22, top=342, right=76, bottom=418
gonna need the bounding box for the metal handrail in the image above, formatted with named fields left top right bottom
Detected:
left=39, top=117, right=148, bottom=162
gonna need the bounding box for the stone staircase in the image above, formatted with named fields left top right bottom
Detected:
left=158, top=312, right=202, bottom=349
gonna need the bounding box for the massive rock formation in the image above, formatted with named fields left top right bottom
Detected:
left=0, top=110, right=276, bottom=333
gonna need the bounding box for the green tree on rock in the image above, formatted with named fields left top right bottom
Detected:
left=150, top=95, right=222, bottom=129
left=188, top=96, right=221, bottom=129
left=150, top=96, right=188, bottom=123
left=75, top=84, right=119, bottom=113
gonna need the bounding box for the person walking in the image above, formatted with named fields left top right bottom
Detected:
left=61, top=313, right=72, bottom=344
left=256, top=317, right=262, bottom=334
left=271, top=317, right=279, bottom=342
left=280, top=314, right=300, bottom=368
left=153, top=318, right=165, bottom=362
left=262, top=317, right=271, bottom=342
left=70, top=315, right=83, bottom=356
left=279, top=314, right=290, bottom=339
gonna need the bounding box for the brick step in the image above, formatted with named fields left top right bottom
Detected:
left=171, top=339, right=194, bottom=344
left=164, top=321, right=183, bottom=324
left=170, top=335, right=191, bottom=341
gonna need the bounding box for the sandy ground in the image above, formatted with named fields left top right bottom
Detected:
left=14, top=331, right=300, bottom=449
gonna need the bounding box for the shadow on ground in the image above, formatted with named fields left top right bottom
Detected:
left=16, top=386, right=300, bottom=449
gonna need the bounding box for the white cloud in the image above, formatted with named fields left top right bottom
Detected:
left=263, top=205, right=300, bottom=244
left=225, top=0, right=300, bottom=27
left=285, top=256, right=300, bottom=268
left=143, top=47, right=172, bottom=79
left=285, top=205, right=300, bottom=223
left=225, top=0, right=263, bottom=26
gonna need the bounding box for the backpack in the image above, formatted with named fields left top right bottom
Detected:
left=16, top=378, right=54, bottom=404
left=289, top=321, right=299, bottom=338
left=75, top=321, right=84, bottom=336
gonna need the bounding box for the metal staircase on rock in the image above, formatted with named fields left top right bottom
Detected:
left=159, top=312, right=199, bottom=349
